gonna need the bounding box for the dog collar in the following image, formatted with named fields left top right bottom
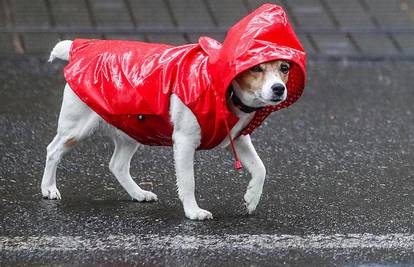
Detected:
left=229, top=86, right=264, bottom=114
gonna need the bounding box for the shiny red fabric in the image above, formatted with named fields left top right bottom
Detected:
left=64, top=4, right=306, bottom=150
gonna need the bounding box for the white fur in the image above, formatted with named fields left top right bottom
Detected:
left=234, top=135, right=266, bottom=213
left=48, top=40, right=72, bottom=62
left=260, top=73, right=287, bottom=104
left=232, top=73, right=287, bottom=108
left=43, top=41, right=280, bottom=220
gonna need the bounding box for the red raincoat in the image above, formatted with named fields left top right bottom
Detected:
left=64, top=4, right=306, bottom=150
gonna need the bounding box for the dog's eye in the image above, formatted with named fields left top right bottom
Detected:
left=250, top=65, right=263, bottom=73
left=280, top=63, right=290, bottom=74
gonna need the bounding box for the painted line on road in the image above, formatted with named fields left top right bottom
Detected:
left=1, top=234, right=414, bottom=251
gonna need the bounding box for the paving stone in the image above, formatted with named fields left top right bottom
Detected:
left=11, top=0, right=50, bottom=27
left=206, top=0, right=248, bottom=27
left=0, top=33, right=15, bottom=54
left=0, top=0, right=412, bottom=59
left=0, top=0, right=7, bottom=27
left=187, top=33, right=226, bottom=43
left=352, top=33, right=399, bottom=55
left=104, top=34, right=146, bottom=41
left=324, top=0, right=375, bottom=29
left=61, top=33, right=103, bottom=40
left=22, top=33, right=60, bottom=54
left=169, top=0, right=214, bottom=27
left=311, top=33, right=357, bottom=55
left=408, top=0, right=414, bottom=8
left=146, top=34, right=188, bottom=45
left=297, top=34, right=316, bottom=55
left=128, top=0, right=173, bottom=28
left=246, top=0, right=284, bottom=10
left=246, top=0, right=295, bottom=27
left=364, top=0, right=414, bottom=28
left=89, top=0, right=133, bottom=28
left=49, top=0, right=92, bottom=27
left=393, top=33, right=414, bottom=54
left=287, top=0, right=335, bottom=29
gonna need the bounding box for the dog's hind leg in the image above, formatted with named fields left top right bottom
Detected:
left=41, top=134, right=67, bottom=199
left=41, top=84, right=100, bottom=199
left=109, top=131, right=158, bottom=202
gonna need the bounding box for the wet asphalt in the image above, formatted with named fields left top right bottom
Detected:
left=1, top=57, right=414, bottom=266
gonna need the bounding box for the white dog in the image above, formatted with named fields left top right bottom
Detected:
left=42, top=40, right=290, bottom=220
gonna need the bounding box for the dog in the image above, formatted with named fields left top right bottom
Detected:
left=43, top=40, right=290, bottom=221
left=41, top=4, right=306, bottom=220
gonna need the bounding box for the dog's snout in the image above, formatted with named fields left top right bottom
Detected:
left=271, top=83, right=285, bottom=97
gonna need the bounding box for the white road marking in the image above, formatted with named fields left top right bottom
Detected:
left=1, top=234, right=414, bottom=251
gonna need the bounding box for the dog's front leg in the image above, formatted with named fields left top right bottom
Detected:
left=234, top=134, right=266, bottom=214
left=173, top=133, right=213, bottom=220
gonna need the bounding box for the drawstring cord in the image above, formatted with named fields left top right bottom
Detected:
left=224, top=119, right=242, bottom=170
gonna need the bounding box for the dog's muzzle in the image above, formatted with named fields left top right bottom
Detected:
left=271, top=83, right=286, bottom=102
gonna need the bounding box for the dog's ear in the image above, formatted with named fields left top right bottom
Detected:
left=199, top=37, right=221, bottom=61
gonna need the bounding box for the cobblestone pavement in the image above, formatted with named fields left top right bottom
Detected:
left=0, top=0, right=414, bottom=59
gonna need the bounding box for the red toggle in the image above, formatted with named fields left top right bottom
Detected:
left=235, top=160, right=243, bottom=170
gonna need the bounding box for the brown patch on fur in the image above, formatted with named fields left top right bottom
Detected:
left=64, top=137, right=77, bottom=148
left=235, top=60, right=290, bottom=93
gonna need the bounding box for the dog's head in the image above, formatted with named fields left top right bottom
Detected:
left=231, top=60, right=290, bottom=109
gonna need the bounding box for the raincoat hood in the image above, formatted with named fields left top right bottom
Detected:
left=63, top=4, right=306, bottom=152
left=202, top=3, right=306, bottom=134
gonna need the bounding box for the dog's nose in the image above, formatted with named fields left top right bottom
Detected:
left=271, top=83, right=285, bottom=97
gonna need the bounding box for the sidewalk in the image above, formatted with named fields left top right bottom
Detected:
left=1, top=0, right=414, bottom=59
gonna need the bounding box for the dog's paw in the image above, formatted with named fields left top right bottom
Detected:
left=42, top=186, right=61, bottom=200
left=244, top=188, right=262, bottom=214
left=185, top=208, right=213, bottom=220
left=132, top=190, right=158, bottom=202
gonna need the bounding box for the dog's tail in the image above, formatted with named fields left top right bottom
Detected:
left=48, top=40, right=72, bottom=62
